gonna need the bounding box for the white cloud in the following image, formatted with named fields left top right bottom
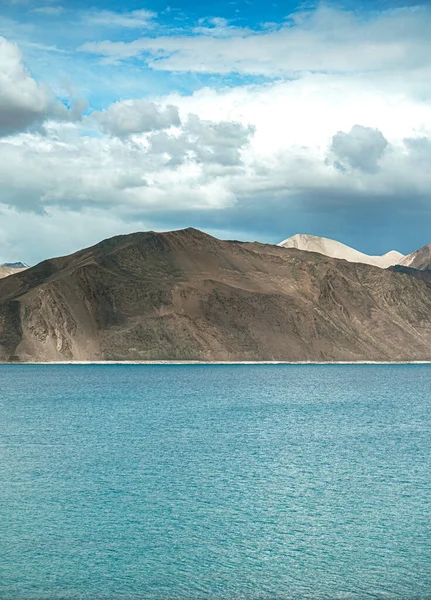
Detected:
left=0, top=36, right=53, bottom=134
left=0, top=116, right=247, bottom=216
left=1, top=59, right=431, bottom=237
left=31, top=6, right=64, bottom=16
left=147, top=114, right=255, bottom=167
left=80, top=5, right=431, bottom=77
left=1, top=0, right=431, bottom=260
left=85, top=9, right=157, bottom=29
left=92, top=100, right=181, bottom=137
left=192, top=17, right=252, bottom=38
left=1, top=80, right=430, bottom=225
left=0, top=36, right=84, bottom=135
left=331, top=125, right=389, bottom=173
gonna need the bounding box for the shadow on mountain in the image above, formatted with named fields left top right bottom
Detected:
left=1, top=228, right=431, bottom=362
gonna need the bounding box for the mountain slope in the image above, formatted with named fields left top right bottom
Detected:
left=2, top=262, right=28, bottom=269
left=0, top=264, right=28, bottom=279
left=399, top=243, right=431, bottom=270
left=1, top=228, right=431, bottom=362
left=278, top=234, right=404, bottom=268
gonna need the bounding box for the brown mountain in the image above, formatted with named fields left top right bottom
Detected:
left=399, top=243, right=431, bottom=271
left=1, top=227, right=431, bottom=363
left=0, top=264, right=28, bottom=279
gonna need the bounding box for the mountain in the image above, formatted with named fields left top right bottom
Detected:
left=278, top=234, right=404, bottom=269
left=0, top=263, right=28, bottom=279
left=398, top=243, right=431, bottom=271
left=2, top=262, right=29, bottom=269
left=1, top=227, right=431, bottom=363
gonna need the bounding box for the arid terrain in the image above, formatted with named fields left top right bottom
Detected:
left=0, top=264, right=28, bottom=280
left=1, top=228, right=431, bottom=362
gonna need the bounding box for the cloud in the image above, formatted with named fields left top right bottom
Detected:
left=92, top=100, right=181, bottom=137
left=89, top=99, right=254, bottom=167
left=148, top=114, right=255, bottom=167
left=192, top=17, right=251, bottom=38
left=1, top=61, right=431, bottom=244
left=0, top=117, right=247, bottom=217
left=0, top=37, right=85, bottom=135
left=31, top=6, right=64, bottom=15
left=79, top=5, right=431, bottom=76
left=0, top=36, right=53, bottom=135
left=330, top=125, right=389, bottom=173
left=403, top=135, right=431, bottom=164
left=184, top=115, right=254, bottom=166
left=1, top=2, right=431, bottom=261
left=85, top=9, right=157, bottom=29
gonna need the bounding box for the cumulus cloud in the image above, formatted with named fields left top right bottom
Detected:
left=1, top=65, right=431, bottom=243
left=403, top=136, right=431, bottom=164
left=92, top=100, right=181, bottom=137
left=148, top=114, right=255, bottom=167
left=331, top=125, right=389, bottom=173
left=0, top=118, right=247, bottom=216
left=0, top=37, right=53, bottom=135
left=189, top=117, right=254, bottom=167
left=0, top=37, right=85, bottom=136
left=2, top=1, right=431, bottom=261
left=89, top=99, right=254, bottom=166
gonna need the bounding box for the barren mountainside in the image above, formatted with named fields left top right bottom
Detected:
left=1, top=228, right=431, bottom=362
left=0, top=264, right=28, bottom=279
left=399, top=243, right=431, bottom=271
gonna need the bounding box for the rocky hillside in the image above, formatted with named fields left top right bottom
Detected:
left=1, top=228, right=431, bottom=362
left=399, top=243, right=431, bottom=271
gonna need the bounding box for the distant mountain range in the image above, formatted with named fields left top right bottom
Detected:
left=278, top=234, right=431, bottom=273
left=278, top=234, right=404, bottom=268
left=2, top=228, right=431, bottom=363
left=398, top=244, right=431, bottom=270
left=0, top=262, right=28, bottom=279
left=2, top=262, right=28, bottom=269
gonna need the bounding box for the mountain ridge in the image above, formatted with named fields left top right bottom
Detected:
left=2, top=262, right=29, bottom=269
left=0, top=263, right=28, bottom=280
left=399, top=243, right=431, bottom=271
left=278, top=233, right=404, bottom=268
left=2, top=227, right=431, bottom=363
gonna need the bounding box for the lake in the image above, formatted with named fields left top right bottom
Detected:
left=1, top=364, right=430, bottom=599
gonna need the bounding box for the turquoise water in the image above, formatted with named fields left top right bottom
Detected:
left=0, top=365, right=430, bottom=600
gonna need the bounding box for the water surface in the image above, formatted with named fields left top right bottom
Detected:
left=0, top=364, right=430, bottom=599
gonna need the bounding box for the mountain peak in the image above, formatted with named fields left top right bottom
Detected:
left=0, top=262, right=29, bottom=280
left=399, top=243, right=431, bottom=270
left=2, top=227, right=431, bottom=363
left=278, top=234, right=404, bottom=269
left=381, top=251, right=404, bottom=259
left=2, top=262, right=29, bottom=269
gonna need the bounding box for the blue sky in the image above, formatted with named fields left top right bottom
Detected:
left=0, top=0, right=431, bottom=263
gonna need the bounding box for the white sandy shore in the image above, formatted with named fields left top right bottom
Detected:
left=3, top=360, right=431, bottom=365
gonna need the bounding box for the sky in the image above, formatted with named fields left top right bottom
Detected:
left=0, top=0, right=431, bottom=264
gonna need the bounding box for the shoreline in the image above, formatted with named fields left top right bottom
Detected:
left=2, top=360, right=431, bottom=365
